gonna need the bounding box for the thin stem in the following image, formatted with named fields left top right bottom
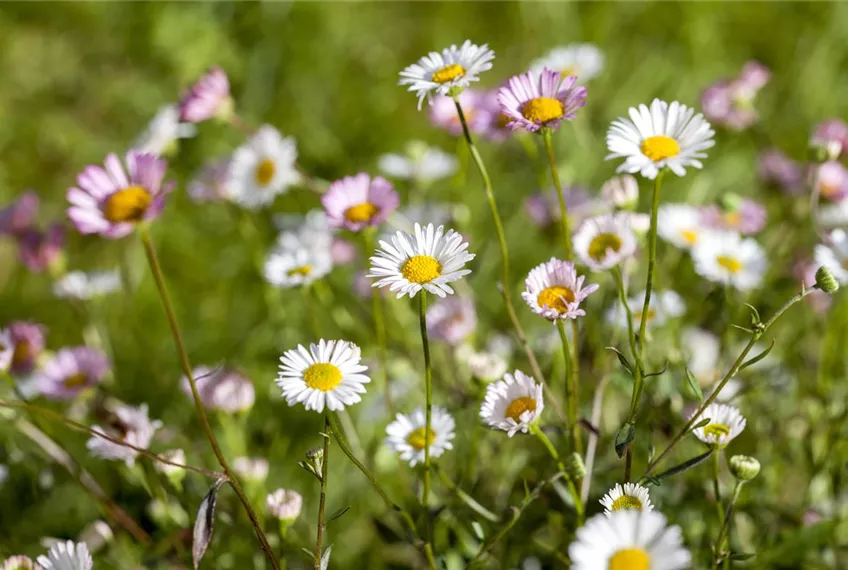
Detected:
left=139, top=228, right=280, bottom=570
left=580, top=373, right=610, bottom=503
left=313, top=416, right=331, bottom=569
left=570, top=320, right=582, bottom=453
left=364, top=229, right=394, bottom=416
left=556, top=321, right=576, bottom=453
left=624, top=448, right=633, bottom=483
left=713, top=482, right=745, bottom=570
left=529, top=423, right=584, bottom=524
left=712, top=451, right=724, bottom=524
left=418, top=292, right=433, bottom=511
left=613, top=267, right=640, bottom=367
left=542, top=129, right=573, bottom=259
left=435, top=465, right=500, bottom=523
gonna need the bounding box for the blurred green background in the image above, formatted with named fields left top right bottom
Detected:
left=1, top=2, right=847, bottom=568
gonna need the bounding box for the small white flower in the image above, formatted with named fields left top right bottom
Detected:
left=53, top=270, right=122, bottom=300
left=480, top=370, right=544, bottom=437
left=0, top=328, right=12, bottom=373
left=233, top=457, right=269, bottom=482
left=368, top=223, right=474, bottom=298
left=522, top=258, right=599, bottom=321
left=37, top=541, right=93, bottom=570
left=573, top=213, right=638, bottom=271
left=227, top=125, right=300, bottom=210
left=529, top=44, right=604, bottom=82
left=599, top=483, right=654, bottom=516
left=78, top=520, right=114, bottom=554
left=154, top=449, right=187, bottom=478
left=399, top=40, right=495, bottom=109
left=815, top=229, right=848, bottom=284
left=276, top=339, right=370, bottom=413
left=86, top=404, right=162, bottom=467
left=385, top=406, right=456, bottom=466
left=2, top=555, right=38, bottom=570
left=378, top=141, right=458, bottom=184
left=628, top=212, right=651, bottom=234
left=657, top=204, right=705, bottom=249
left=692, top=231, right=767, bottom=291
left=264, top=234, right=333, bottom=289
left=465, top=350, right=508, bottom=382
left=606, top=98, right=715, bottom=180
left=690, top=403, right=746, bottom=448
left=133, top=105, right=196, bottom=156
left=606, top=289, right=685, bottom=330
left=601, top=175, right=639, bottom=209
left=266, top=488, right=303, bottom=521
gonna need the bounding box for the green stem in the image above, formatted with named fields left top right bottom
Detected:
left=613, top=267, right=640, bottom=367
left=713, top=482, right=745, bottom=570
left=712, top=451, right=724, bottom=524
left=542, top=129, right=573, bottom=259
left=138, top=227, right=280, bottom=570
left=364, top=229, right=394, bottom=417
left=570, top=320, right=582, bottom=453
left=418, top=292, right=433, bottom=512
left=529, top=423, right=584, bottom=523
left=313, top=416, right=331, bottom=569
left=556, top=321, right=576, bottom=453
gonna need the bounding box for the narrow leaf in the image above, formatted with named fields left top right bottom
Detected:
left=684, top=368, right=704, bottom=402
left=644, top=361, right=668, bottom=379
left=614, top=422, right=636, bottom=458
left=606, top=346, right=633, bottom=376
left=319, top=545, right=333, bottom=570
left=690, top=417, right=711, bottom=431
left=744, top=303, right=761, bottom=324
left=738, top=340, right=774, bottom=372
left=729, top=552, right=755, bottom=561
left=471, top=521, right=485, bottom=540
left=654, top=449, right=714, bottom=481
left=325, top=506, right=351, bottom=527
left=300, top=548, right=315, bottom=561
left=193, top=478, right=226, bottom=569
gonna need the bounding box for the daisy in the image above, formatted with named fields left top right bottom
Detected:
left=757, top=148, right=803, bottom=195
left=701, top=61, right=770, bottom=131
left=67, top=151, right=172, bottom=239
left=656, top=204, right=705, bottom=249
left=16, top=224, right=64, bottom=273
left=465, top=350, right=508, bottom=383
left=815, top=229, right=848, bottom=285
left=378, top=142, right=459, bottom=185
left=428, top=90, right=490, bottom=136
left=36, top=347, right=109, bottom=400
left=701, top=198, right=767, bottom=235
left=6, top=321, right=46, bottom=376
left=53, top=269, right=122, bottom=300
left=426, top=297, right=477, bottom=345
left=601, top=175, right=639, bottom=209
left=276, top=339, right=370, bottom=413
left=569, top=510, right=691, bottom=570
left=399, top=40, right=495, bottom=109
left=36, top=541, right=92, bottom=570
left=691, top=231, right=767, bottom=291
left=188, top=156, right=231, bottom=202
left=0, top=329, right=12, bottom=374
left=480, top=370, right=544, bottom=437
left=267, top=489, right=303, bottom=522
left=263, top=236, right=333, bottom=289
left=2, top=555, right=38, bottom=570
left=133, top=104, right=196, bottom=156
left=522, top=258, right=599, bottom=321
left=810, top=119, right=848, bottom=160
left=815, top=161, right=848, bottom=202
left=87, top=403, right=162, bottom=466
left=368, top=222, right=474, bottom=299
left=322, top=173, right=399, bottom=232
left=0, top=190, right=39, bottom=237
left=606, top=98, right=715, bottom=180
left=606, top=289, right=685, bottom=330
left=233, top=457, right=269, bottom=482
left=498, top=68, right=587, bottom=132
left=182, top=366, right=255, bottom=413
left=385, top=406, right=456, bottom=466
left=573, top=213, right=638, bottom=271
left=529, top=44, right=604, bottom=82
left=599, top=483, right=654, bottom=516
left=179, top=66, right=232, bottom=123
left=226, top=125, right=299, bottom=210
left=690, top=402, right=746, bottom=448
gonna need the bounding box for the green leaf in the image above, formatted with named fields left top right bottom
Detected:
left=653, top=449, right=713, bottom=481
left=729, top=552, right=755, bottom=561
left=690, top=417, right=711, bottom=432
left=615, top=422, right=636, bottom=458
left=606, top=346, right=634, bottom=377
left=684, top=368, right=704, bottom=402
left=644, top=361, right=668, bottom=379
left=325, top=506, right=351, bottom=527
left=738, top=340, right=774, bottom=372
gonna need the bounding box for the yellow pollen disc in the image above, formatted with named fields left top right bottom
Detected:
left=344, top=202, right=378, bottom=224
left=495, top=113, right=511, bottom=129
left=537, top=286, right=576, bottom=314
left=821, top=183, right=838, bottom=199
left=401, top=255, right=442, bottom=284
left=716, top=255, right=743, bottom=274
left=633, top=309, right=656, bottom=322
left=681, top=229, right=699, bottom=245
left=255, top=158, right=276, bottom=186
left=561, top=65, right=579, bottom=77
left=611, top=495, right=643, bottom=511
left=63, top=373, right=89, bottom=389
left=103, top=186, right=152, bottom=223
left=11, top=340, right=32, bottom=368
left=407, top=427, right=436, bottom=450
left=608, top=548, right=650, bottom=570
left=521, top=97, right=565, bottom=123
left=505, top=397, right=537, bottom=422
left=287, top=265, right=312, bottom=277
left=588, top=233, right=623, bottom=261
left=724, top=211, right=742, bottom=227
left=431, top=63, right=465, bottom=84
left=303, top=363, right=343, bottom=392
left=703, top=422, right=731, bottom=439
left=641, top=135, right=681, bottom=162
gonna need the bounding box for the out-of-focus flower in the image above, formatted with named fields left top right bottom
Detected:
left=601, top=175, right=639, bottom=209
left=606, top=289, right=685, bottom=330
left=264, top=232, right=333, bottom=289
left=701, top=61, right=770, bottom=130
left=188, top=157, right=231, bottom=202
left=133, top=105, right=196, bottom=156
left=182, top=366, right=255, bottom=413
left=227, top=125, right=299, bottom=210
left=53, top=269, right=122, bottom=300
left=0, top=191, right=39, bottom=236
left=814, top=160, right=848, bottom=202
left=87, top=403, right=162, bottom=466
left=322, top=173, right=399, bottom=232
left=818, top=198, right=848, bottom=228
left=399, top=40, right=495, bottom=109
left=67, top=152, right=172, bottom=239
left=6, top=321, right=45, bottom=376
left=385, top=406, right=456, bottom=466
left=429, top=90, right=490, bottom=136
left=331, top=238, right=357, bottom=265
left=36, top=346, right=108, bottom=400
left=1, top=555, right=38, bottom=570
left=814, top=229, right=848, bottom=285
left=37, top=541, right=93, bottom=570
left=628, top=212, right=651, bottom=234
left=524, top=186, right=610, bottom=230
left=599, top=483, right=654, bottom=516
left=757, top=148, right=804, bottom=195
left=78, top=520, right=114, bottom=554
left=378, top=142, right=458, bottom=185
left=573, top=213, right=638, bottom=271
left=810, top=119, right=848, bottom=160
left=465, top=350, right=508, bottom=382
left=657, top=204, right=705, bottom=249
left=681, top=327, right=740, bottom=401
left=16, top=224, right=64, bottom=273
left=691, top=231, right=767, bottom=291
left=0, top=329, right=12, bottom=374
left=701, top=197, right=767, bottom=235
left=266, top=489, right=303, bottom=522
left=426, top=297, right=477, bottom=346
left=480, top=370, right=544, bottom=437
left=606, top=99, right=715, bottom=180
left=154, top=449, right=187, bottom=480
left=529, top=44, right=604, bottom=82
left=179, top=66, right=232, bottom=123
left=498, top=68, right=587, bottom=132
left=522, top=258, right=599, bottom=321
left=690, top=403, right=746, bottom=448
left=233, top=457, right=269, bottom=482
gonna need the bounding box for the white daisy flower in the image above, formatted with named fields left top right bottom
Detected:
left=529, top=43, right=604, bottom=82
left=569, top=510, right=691, bottom=570
left=462, top=349, right=508, bottom=383
left=521, top=258, right=599, bottom=321
left=133, top=104, right=196, bottom=156
left=2, top=555, right=37, bottom=570
left=399, top=40, right=496, bottom=109
left=0, top=328, right=13, bottom=373
left=606, top=289, right=685, bottom=330
left=233, top=457, right=269, bottom=482
left=815, top=229, right=848, bottom=284
left=368, top=222, right=474, bottom=298
left=266, top=488, right=303, bottom=522
left=480, top=370, right=544, bottom=437
left=691, top=231, right=767, bottom=291
left=573, top=213, right=638, bottom=271
left=385, top=406, right=456, bottom=466
left=37, top=540, right=93, bottom=570
left=86, top=404, right=162, bottom=467
left=276, top=339, right=370, bottom=413
left=263, top=234, right=333, bottom=289
left=657, top=204, right=705, bottom=249
left=52, top=269, right=122, bottom=300
left=690, top=403, right=746, bottom=448
left=378, top=141, right=458, bottom=184
left=227, top=125, right=300, bottom=210
left=606, top=98, right=715, bottom=180
left=599, top=483, right=654, bottom=516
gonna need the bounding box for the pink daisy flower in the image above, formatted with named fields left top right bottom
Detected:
left=815, top=160, right=848, bottom=202
left=757, top=148, right=804, bottom=195
left=811, top=119, right=848, bottom=159
left=701, top=61, right=770, bottom=131
left=17, top=223, right=64, bottom=273
left=701, top=198, right=767, bottom=235
left=67, top=152, right=173, bottom=239
left=322, top=173, right=399, bottom=232
left=498, top=68, right=587, bottom=132
left=0, top=190, right=39, bottom=236
left=179, top=66, right=232, bottom=123
left=181, top=366, right=255, bottom=413
left=6, top=321, right=46, bottom=376
left=522, top=258, right=599, bottom=321
left=426, top=297, right=477, bottom=345
left=36, top=346, right=109, bottom=400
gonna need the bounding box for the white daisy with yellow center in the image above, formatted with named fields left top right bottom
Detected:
left=480, top=370, right=544, bottom=437
left=36, top=541, right=93, bottom=570
left=264, top=233, right=333, bottom=289
left=227, top=125, right=300, bottom=210
left=599, top=483, right=654, bottom=517
left=529, top=43, right=605, bottom=82
left=690, top=403, right=746, bottom=448
left=569, top=510, right=691, bottom=570
left=399, top=40, right=495, bottom=109
left=657, top=203, right=705, bottom=249
left=606, top=98, right=715, bottom=180
left=368, top=222, right=474, bottom=298
left=691, top=231, right=767, bottom=291
left=385, top=406, right=456, bottom=467
left=522, top=257, right=599, bottom=321
left=276, top=339, right=370, bottom=414
left=606, top=289, right=685, bottom=330
left=573, top=213, right=638, bottom=271
left=2, top=555, right=37, bottom=570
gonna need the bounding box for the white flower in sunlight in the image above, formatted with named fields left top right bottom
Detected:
left=37, top=541, right=93, bottom=570
left=814, top=229, right=848, bottom=284
left=227, top=125, right=300, bottom=209
left=154, top=449, right=187, bottom=478
left=385, top=406, right=456, bottom=466
left=399, top=40, right=495, bottom=109
left=657, top=204, right=705, bottom=249
left=133, top=105, right=196, bottom=156
left=2, top=556, right=37, bottom=570
left=692, top=231, right=767, bottom=291
left=233, top=457, right=269, bottom=482
left=53, top=269, right=122, bottom=300
left=464, top=350, right=508, bottom=382
left=690, top=403, right=746, bottom=448
left=266, top=489, right=303, bottom=522
left=86, top=404, right=162, bottom=467
left=606, top=289, right=685, bottom=330
left=529, top=43, right=604, bottom=82
left=264, top=235, right=333, bottom=289
left=480, top=370, right=544, bottom=437
left=573, top=213, right=638, bottom=271
left=522, top=258, right=599, bottom=321
left=600, top=483, right=654, bottom=516
left=378, top=141, right=459, bottom=184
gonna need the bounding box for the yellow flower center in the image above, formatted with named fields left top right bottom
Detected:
left=303, top=363, right=343, bottom=392
left=703, top=422, right=731, bottom=439
left=537, top=286, right=576, bottom=314
left=641, top=135, right=681, bottom=162
left=255, top=158, right=276, bottom=186
left=406, top=427, right=436, bottom=450
left=561, top=65, right=579, bottom=77
left=287, top=265, right=312, bottom=277
left=608, top=548, right=649, bottom=570
left=401, top=255, right=442, bottom=284
left=11, top=340, right=32, bottom=368
left=521, top=97, right=565, bottom=124
left=103, top=186, right=152, bottom=223
left=681, top=229, right=699, bottom=245
left=505, top=397, right=537, bottom=422
left=431, top=63, right=465, bottom=84
left=716, top=255, right=743, bottom=274
left=821, top=182, right=839, bottom=199
left=724, top=211, right=742, bottom=227
left=611, top=494, right=643, bottom=511
left=588, top=233, right=623, bottom=261
left=633, top=309, right=656, bottom=322
left=63, top=373, right=89, bottom=389
left=344, top=202, right=378, bottom=224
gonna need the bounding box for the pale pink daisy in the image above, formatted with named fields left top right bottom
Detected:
left=757, top=148, right=804, bottom=195
left=0, top=191, right=39, bottom=236
left=179, top=66, right=232, bottom=123
left=16, top=224, right=64, bottom=273
left=36, top=346, right=109, bottom=400
left=811, top=119, right=848, bottom=159
left=321, top=173, right=399, bottom=232
left=701, top=61, right=770, bottom=130
left=426, top=297, right=477, bottom=345
left=6, top=321, right=46, bottom=376
left=87, top=403, right=162, bottom=466
left=701, top=198, right=767, bottom=235
left=815, top=161, right=848, bottom=202
left=429, top=90, right=490, bottom=136
left=522, top=258, right=599, bottom=321
left=498, top=68, right=587, bottom=132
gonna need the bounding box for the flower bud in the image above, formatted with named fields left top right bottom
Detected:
left=566, top=452, right=586, bottom=479
left=266, top=488, right=303, bottom=522
left=601, top=175, right=639, bottom=209
left=815, top=266, right=839, bottom=294
left=728, top=454, right=760, bottom=481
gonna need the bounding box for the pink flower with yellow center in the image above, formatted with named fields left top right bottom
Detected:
left=179, top=66, right=232, bottom=123
left=498, top=68, right=587, bottom=133
left=36, top=346, right=109, bottom=400
left=322, top=173, right=399, bottom=232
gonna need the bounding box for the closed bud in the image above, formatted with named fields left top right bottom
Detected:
left=815, top=266, right=839, bottom=294
left=306, top=447, right=324, bottom=473
left=566, top=452, right=586, bottom=479
left=728, top=454, right=760, bottom=481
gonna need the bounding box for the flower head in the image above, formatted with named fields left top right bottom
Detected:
left=606, top=290, right=684, bottom=330
left=814, top=229, right=848, bottom=285
left=133, top=105, right=196, bottom=155
left=399, top=40, right=495, bottom=109
left=606, top=98, right=715, bottom=180
left=692, top=231, right=767, bottom=291
left=378, top=142, right=458, bottom=185
left=522, top=258, right=599, bottom=321
left=573, top=213, right=638, bottom=271
left=701, top=197, right=767, bottom=235
left=2, top=555, right=39, bottom=570
left=0, top=191, right=39, bottom=237
left=182, top=366, right=255, bottom=413
left=16, top=224, right=64, bottom=273
left=480, top=370, right=544, bottom=437
left=53, top=269, right=121, bottom=300
left=690, top=403, right=746, bottom=448
left=810, top=119, right=848, bottom=160
left=36, top=346, right=109, bottom=400
left=233, top=457, right=269, bottom=482
left=498, top=68, right=587, bottom=132
left=189, top=156, right=231, bottom=203
left=87, top=403, right=162, bottom=466
left=179, top=66, right=232, bottom=123
left=601, top=175, right=639, bottom=209
left=277, top=339, right=370, bottom=413
left=728, top=455, right=761, bottom=481
left=227, top=126, right=299, bottom=210
left=426, top=297, right=477, bottom=345
left=599, top=483, right=654, bottom=516
left=815, top=160, right=848, bottom=202
left=264, top=233, right=333, bottom=289
left=701, top=61, right=770, bottom=130
left=266, top=489, right=303, bottom=522
left=67, top=152, right=172, bottom=239
left=36, top=541, right=92, bottom=570
left=6, top=321, right=46, bottom=376
left=322, top=173, right=399, bottom=232
left=529, top=44, right=604, bottom=82
left=757, top=148, right=803, bottom=195
left=465, top=350, right=508, bottom=383
left=657, top=204, right=705, bottom=249
left=385, top=406, right=456, bottom=466
left=368, top=223, right=474, bottom=298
